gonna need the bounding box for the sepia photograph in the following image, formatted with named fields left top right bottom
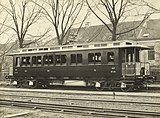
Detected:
left=0, top=0, right=160, bottom=117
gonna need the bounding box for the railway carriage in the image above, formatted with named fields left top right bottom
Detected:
left=6, top=41, right=155, bottom=91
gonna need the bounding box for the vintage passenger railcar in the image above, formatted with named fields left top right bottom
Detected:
left=6, top=41, right=155, bottom=91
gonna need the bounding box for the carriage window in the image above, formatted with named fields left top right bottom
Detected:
left=148, top=47, right=155, bottom=60
left=107, top=52, right=114, bottom=64
left=95, top=53, right=101, bottom=62
left=37, top=56, right=42, bottom=64
left=61, top=55, right=66, bottom=64
left=136, top=49, right=140, bottom=62
left=56, top=55, right=61, bottom=64
left=16, top=57, right=20, bottom=67
left=77, top=54, right=82, bottom=63
left=32, top=56, right=37, bottom=65
left=48, top=55, right=53, bottom=64
left=125, top=48, right=140, bottom=62
left=71, top=54, right=76, bottom=63
left=88, top=53, right=94, bottom=63
left=43, top=55, right=48, bottom=65
left=71, top=54, right=82, bottom=64
left=22, top=57, right=26, bottom=65
left=88, top=53, right=101, bottom=64
left=26, top=57, right=30, bottom=65
left=55, top=55, right=66, bottom=64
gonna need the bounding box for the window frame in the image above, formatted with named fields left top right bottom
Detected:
left=107, top=52, right=115, bottom=64
left=55, top=54, right=67, bottom=65
left=32, top=56, right=37, bottom=65
left=148, top=47, right=155, bottom=60
left=70, top=53, right=83, bottom=65
left=88, top=52, right=101, bottom=64
left=15, top=57, right=20, bottom=67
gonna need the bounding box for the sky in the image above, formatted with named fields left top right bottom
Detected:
left=0, top=0, right=160, bottom=44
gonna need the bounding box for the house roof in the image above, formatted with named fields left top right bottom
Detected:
left=41, top=19, right=160, bottom=46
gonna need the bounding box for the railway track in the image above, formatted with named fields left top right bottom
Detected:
left=1, top=99, right=160, bottom=118
left=1, top=88, right=160, bottom=117
left=1, top=93, right=160, bottom=108
left=1, top=87, right=160, bottom=98
left=1, top=88, right=160, bottom=108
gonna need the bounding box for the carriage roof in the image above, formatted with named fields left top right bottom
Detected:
left=7, top=41, right=150, bottom=56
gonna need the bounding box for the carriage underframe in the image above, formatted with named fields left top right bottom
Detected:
left=9, top=73, right=155, bottom=92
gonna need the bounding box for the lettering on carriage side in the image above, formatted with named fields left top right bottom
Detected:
left=111, top=66, right=116, bottom=73
left=93, top=69, right=97, bottom=72
left=111, top=70, right=116, bottom=73
left=47, top=70, right=50, bottom=72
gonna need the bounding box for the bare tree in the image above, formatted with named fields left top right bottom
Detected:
left=143, top=0, right=160, bottom=12
left=86, top=0, right=151, bottom=41
left=0, top=0, right=46, bottom=48
left=33, top=0, right=89, bottom=45
left=0, top=14, right=13, bottom=80
left=0, top=38, right=17, bottom=80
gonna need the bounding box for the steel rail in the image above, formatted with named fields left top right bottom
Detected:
left=0, top=88, right=160, bottom=98
left=0, top=99, right=160, bottom=118
left=0, top=93, right=160, bottom=108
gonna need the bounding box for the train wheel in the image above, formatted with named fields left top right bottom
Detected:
left=95, top=82, right=105, bottom=91
left=22, top=80, right=30, bottom=88
left=30, top=80, right=39, bottom=89
left=96, top=87, right=105, bottom=91
left=16, top=81, right=22, bottom=88
left=121, top=86, right=133, bottom=92
left=108, top=86, right=114, bottom=91
left=41, top=81, right=49, bottom=89
left=108, top=82, right=115, bottom=91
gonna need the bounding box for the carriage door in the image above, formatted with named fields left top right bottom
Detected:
left=122, top=48, right=136, bottom=76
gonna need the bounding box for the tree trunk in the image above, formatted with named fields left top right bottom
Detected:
left=58, top=40, right=63, bottom=45
left=0, top=63, right=2, bottom=81
left=112, top=33, right=117, bottom=41
left=57, top=37, right=63, bottom=45
left=112, top=25, right=117, bottom=41
left=58, top=35, right=64, bottom=45
left=19, top=39, right=23, bottom=48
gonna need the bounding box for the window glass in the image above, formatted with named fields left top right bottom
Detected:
left=48, top=55, right=53, bottom=64
left=26, top=56, right=30, bottom=65
left=71, top=54, right=76, bottom=63
left=95, top=53, right=101, bottom=62
left=88, top=53, right=94, bottom=63
left=71, top=54, right=82, bottom=64
left=148, top=47, right=155, bottom=60
left=43, top=55, right=48, bottom=65
left=32, top=56, right=37, bottom=65
left=126, top=48, right=134, bottom=62
left=107, top=52, right=114, bottom=64
left=77, top=54, right=82, bottom=63
left=61, top=55, right=66, bottom=64
left=135, top=49, right=140, bottom=62
left=22, top=57, right=26, bottom=65
left=37, top=56, right=42, bottom=64
left=88, top=53, right=101, bottom=64
left=56, top=55, right=61, bottom=64
left=16, top=57, right=20, bottom=67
